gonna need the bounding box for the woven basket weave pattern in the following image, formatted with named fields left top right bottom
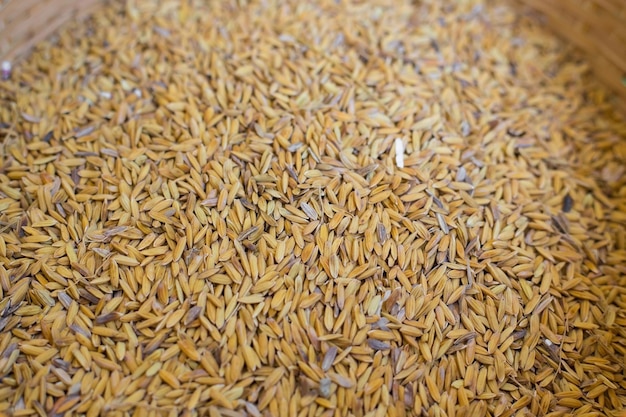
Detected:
left=519, top=0, right=626, bottom=106
left=0, top=0, right=625, bottom=104
left=0, top=0, right=101, bottom=61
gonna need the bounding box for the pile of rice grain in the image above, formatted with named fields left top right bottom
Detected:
left=1, top=0, right=625, bottom=416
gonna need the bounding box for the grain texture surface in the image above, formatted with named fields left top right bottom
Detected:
left=0, top=0, right=625, bottom=416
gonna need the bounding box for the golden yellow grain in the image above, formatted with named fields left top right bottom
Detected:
left=1, top=0, right=625, bottom=415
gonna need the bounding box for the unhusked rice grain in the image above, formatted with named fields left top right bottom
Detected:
left=0, top=0, right=626, bottom=416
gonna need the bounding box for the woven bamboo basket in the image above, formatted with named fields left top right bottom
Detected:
left=1, top=0, right=625, bottom=111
